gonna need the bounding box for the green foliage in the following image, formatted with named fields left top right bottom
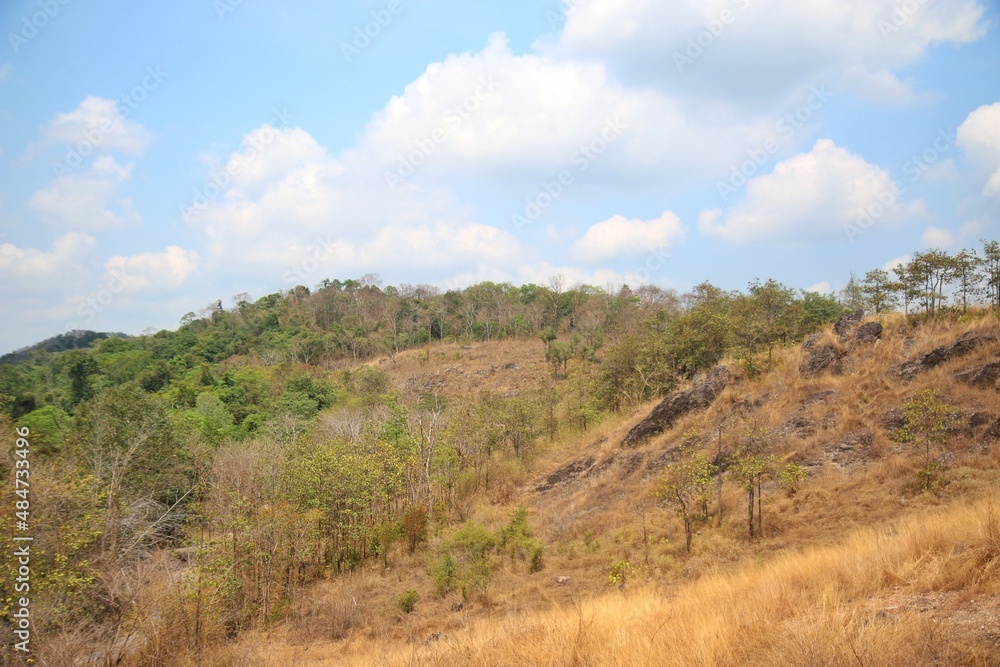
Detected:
left=397, top=589, right=420, bottom=614
left=608, top=559, right=633, bottom=587
left=893, top=389, right=961, bottom=490
left=499, top=506, right=544, bottom=572
left=655, top=445, right=718, bottom=552
left=433, top=553, right=458, bottom=597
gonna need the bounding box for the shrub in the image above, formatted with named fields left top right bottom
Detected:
left=397, top=589, right=419, bottom=614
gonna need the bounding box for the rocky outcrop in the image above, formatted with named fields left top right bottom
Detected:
left=535, top=456, right=596, bottom=492
left=855, top=321, right=883, bottom=345
left=893, top=330, right=998, bottom=380
left=799, top=343, right=845, bottom=377
left=956, top=361, right=1000, bottom=390
left=833, top=310, right=865, bottom=340
left=621, top=366, right=731, bottom=447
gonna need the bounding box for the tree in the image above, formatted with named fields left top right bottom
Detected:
left=982, top=240, right=1000, bottom=308
left=655, top=446, right=718, bottom=552
left=951, top=249, right=983, bottom=314
left=893, top=389, right=961, bottom=490
left=839, top=272, right=865, bottom=312
left=73, top=384, right=185, bottom=559
left=860, top=269, right=899, bottom=314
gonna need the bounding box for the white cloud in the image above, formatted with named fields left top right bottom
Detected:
left=806, top=281, right=832, bottom=294
left=883, top=255, right=911, bottom=272
left=29, top=156, right=142, bottom=230
left=957, top=102, right=1000, bottom=197
left=41, top=96, right=151, bottom=155
left=0, top=232, right=95, bottom=286
left=550, top=0, right=985, bottom=111
left=699, top=139, right=925, bottom=243
left=837, top=65, right=921, bottom=106
left=103, top=246, right=201, bottom=292
left=356, top=33, right=775, bottom=188
left=920, top=226, right=955, bottom=249
left=571, top=210, right=685, bottom=261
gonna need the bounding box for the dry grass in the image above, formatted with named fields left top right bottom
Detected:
left=233, top=495, right=1000, bottom=666
left=89, top=313, right=1000, bottom=666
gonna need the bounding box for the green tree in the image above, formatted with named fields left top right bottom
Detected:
left=893, top=389, right=961, bottom=490
left=860, top=269, right=899, bottom=314
left=952, top=248, right=983, bottom=314
left=982, top=240, right=1000, bottom=308
left=655, top=447, right=718, bottom=552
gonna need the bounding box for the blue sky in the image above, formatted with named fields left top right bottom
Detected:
left=1, top=0, right=999, bottom=353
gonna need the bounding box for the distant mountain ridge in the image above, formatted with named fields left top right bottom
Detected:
left=0, top=330, right=127, bottom=364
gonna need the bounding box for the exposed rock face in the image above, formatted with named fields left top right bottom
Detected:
left=833, top=310, right=865, bottom=340
left=799, top=343, right=845, bottom=377
left=802, top=333, right=824, bottom=351
left=983, top=419, right=1000, bottom=442
left=956, top=361, right=1000, bottom=390
left=881, top=407, right=905, bottom=433
left=535, top=456, right=595, bottom=492
left=621, top=366, right=731, bottom=448
left=855, top=321, right=884, bottom=345
left=893, top=331, right=998, bottom=380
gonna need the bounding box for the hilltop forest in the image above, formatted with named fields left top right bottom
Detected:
left=2, top=240, right=1000, bottom=665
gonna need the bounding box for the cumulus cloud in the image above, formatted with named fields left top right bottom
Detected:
left=0, top=232, right=95, bottom=286
left=837, top=65, right=921, bottom=106
left=41, top=96, right=151, bottom=155
left=957, top=102, right=1000, bottom=197
left=550, top=0, right=985, bottom=110
left=29, top=156, right=142, bottom=230
left=920, top=226, right=956, bottom=249
left=571, top=211, right=685, bottom=261
left=806, top=281, right=833, bottom=294
left=699, top=139, right=925, bottom=243
left=103, top=246, right=201, bottom=292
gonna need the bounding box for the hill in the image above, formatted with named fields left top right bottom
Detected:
left=2, top=271, right=1000, bottom=666
left=197, top=312, right=1000, bottom=665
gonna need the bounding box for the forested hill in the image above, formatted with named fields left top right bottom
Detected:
left=0, top=330, right=125, bottom=365
left=1, top=240, right=999, bottom=665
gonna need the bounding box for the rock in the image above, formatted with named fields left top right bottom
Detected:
left=827, top=431, right=875, bottom=466
left=855, top=321, right=884, bottom=345
left=501, top=361, right=518, bottom=370
left=555, top=576, right=571, bottom=585
left=799, top=343, right=845, bottom=377
left=956, top=361, right=1000, bottom=389
left=621, top=366, right=731, bottom=447
left=893, top=330, right=998, bottom=380
left=833, top=309, right=864, bottom=340
left=451, top=601, right=464, bottom=612
left=801, top=390, right=837, bottom=406
left=535, top=456, right=596, bottom=492
left=802, top=332, right=824, bottom=351
left=969, top=412, right=996, bottom=429
left=983, top=419, right=1000, bottom=442
left=881, top=407, right=905, bottom=432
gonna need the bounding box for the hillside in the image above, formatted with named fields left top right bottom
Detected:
left=207, top=312, right=1000, bottom=665
left=3, top=280, right=1000, bottom=666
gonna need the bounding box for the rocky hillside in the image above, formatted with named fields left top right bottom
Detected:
left=218, top=311, right=1000, bottom=665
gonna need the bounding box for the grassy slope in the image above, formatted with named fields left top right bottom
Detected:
left=214, top=313, right=1000, bottom=666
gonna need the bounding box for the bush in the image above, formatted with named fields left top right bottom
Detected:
left=433, top=554, right=458, bottom=597
left=397, top=589, right=419, bottom=614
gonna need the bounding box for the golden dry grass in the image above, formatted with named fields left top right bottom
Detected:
left=231, top=495, right=1000, bottom=666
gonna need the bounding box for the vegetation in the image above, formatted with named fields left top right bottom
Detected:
left=2, top=239, right=999, bottom=664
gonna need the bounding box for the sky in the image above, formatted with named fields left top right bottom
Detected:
left=1, top=0, right=999, bottom=354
